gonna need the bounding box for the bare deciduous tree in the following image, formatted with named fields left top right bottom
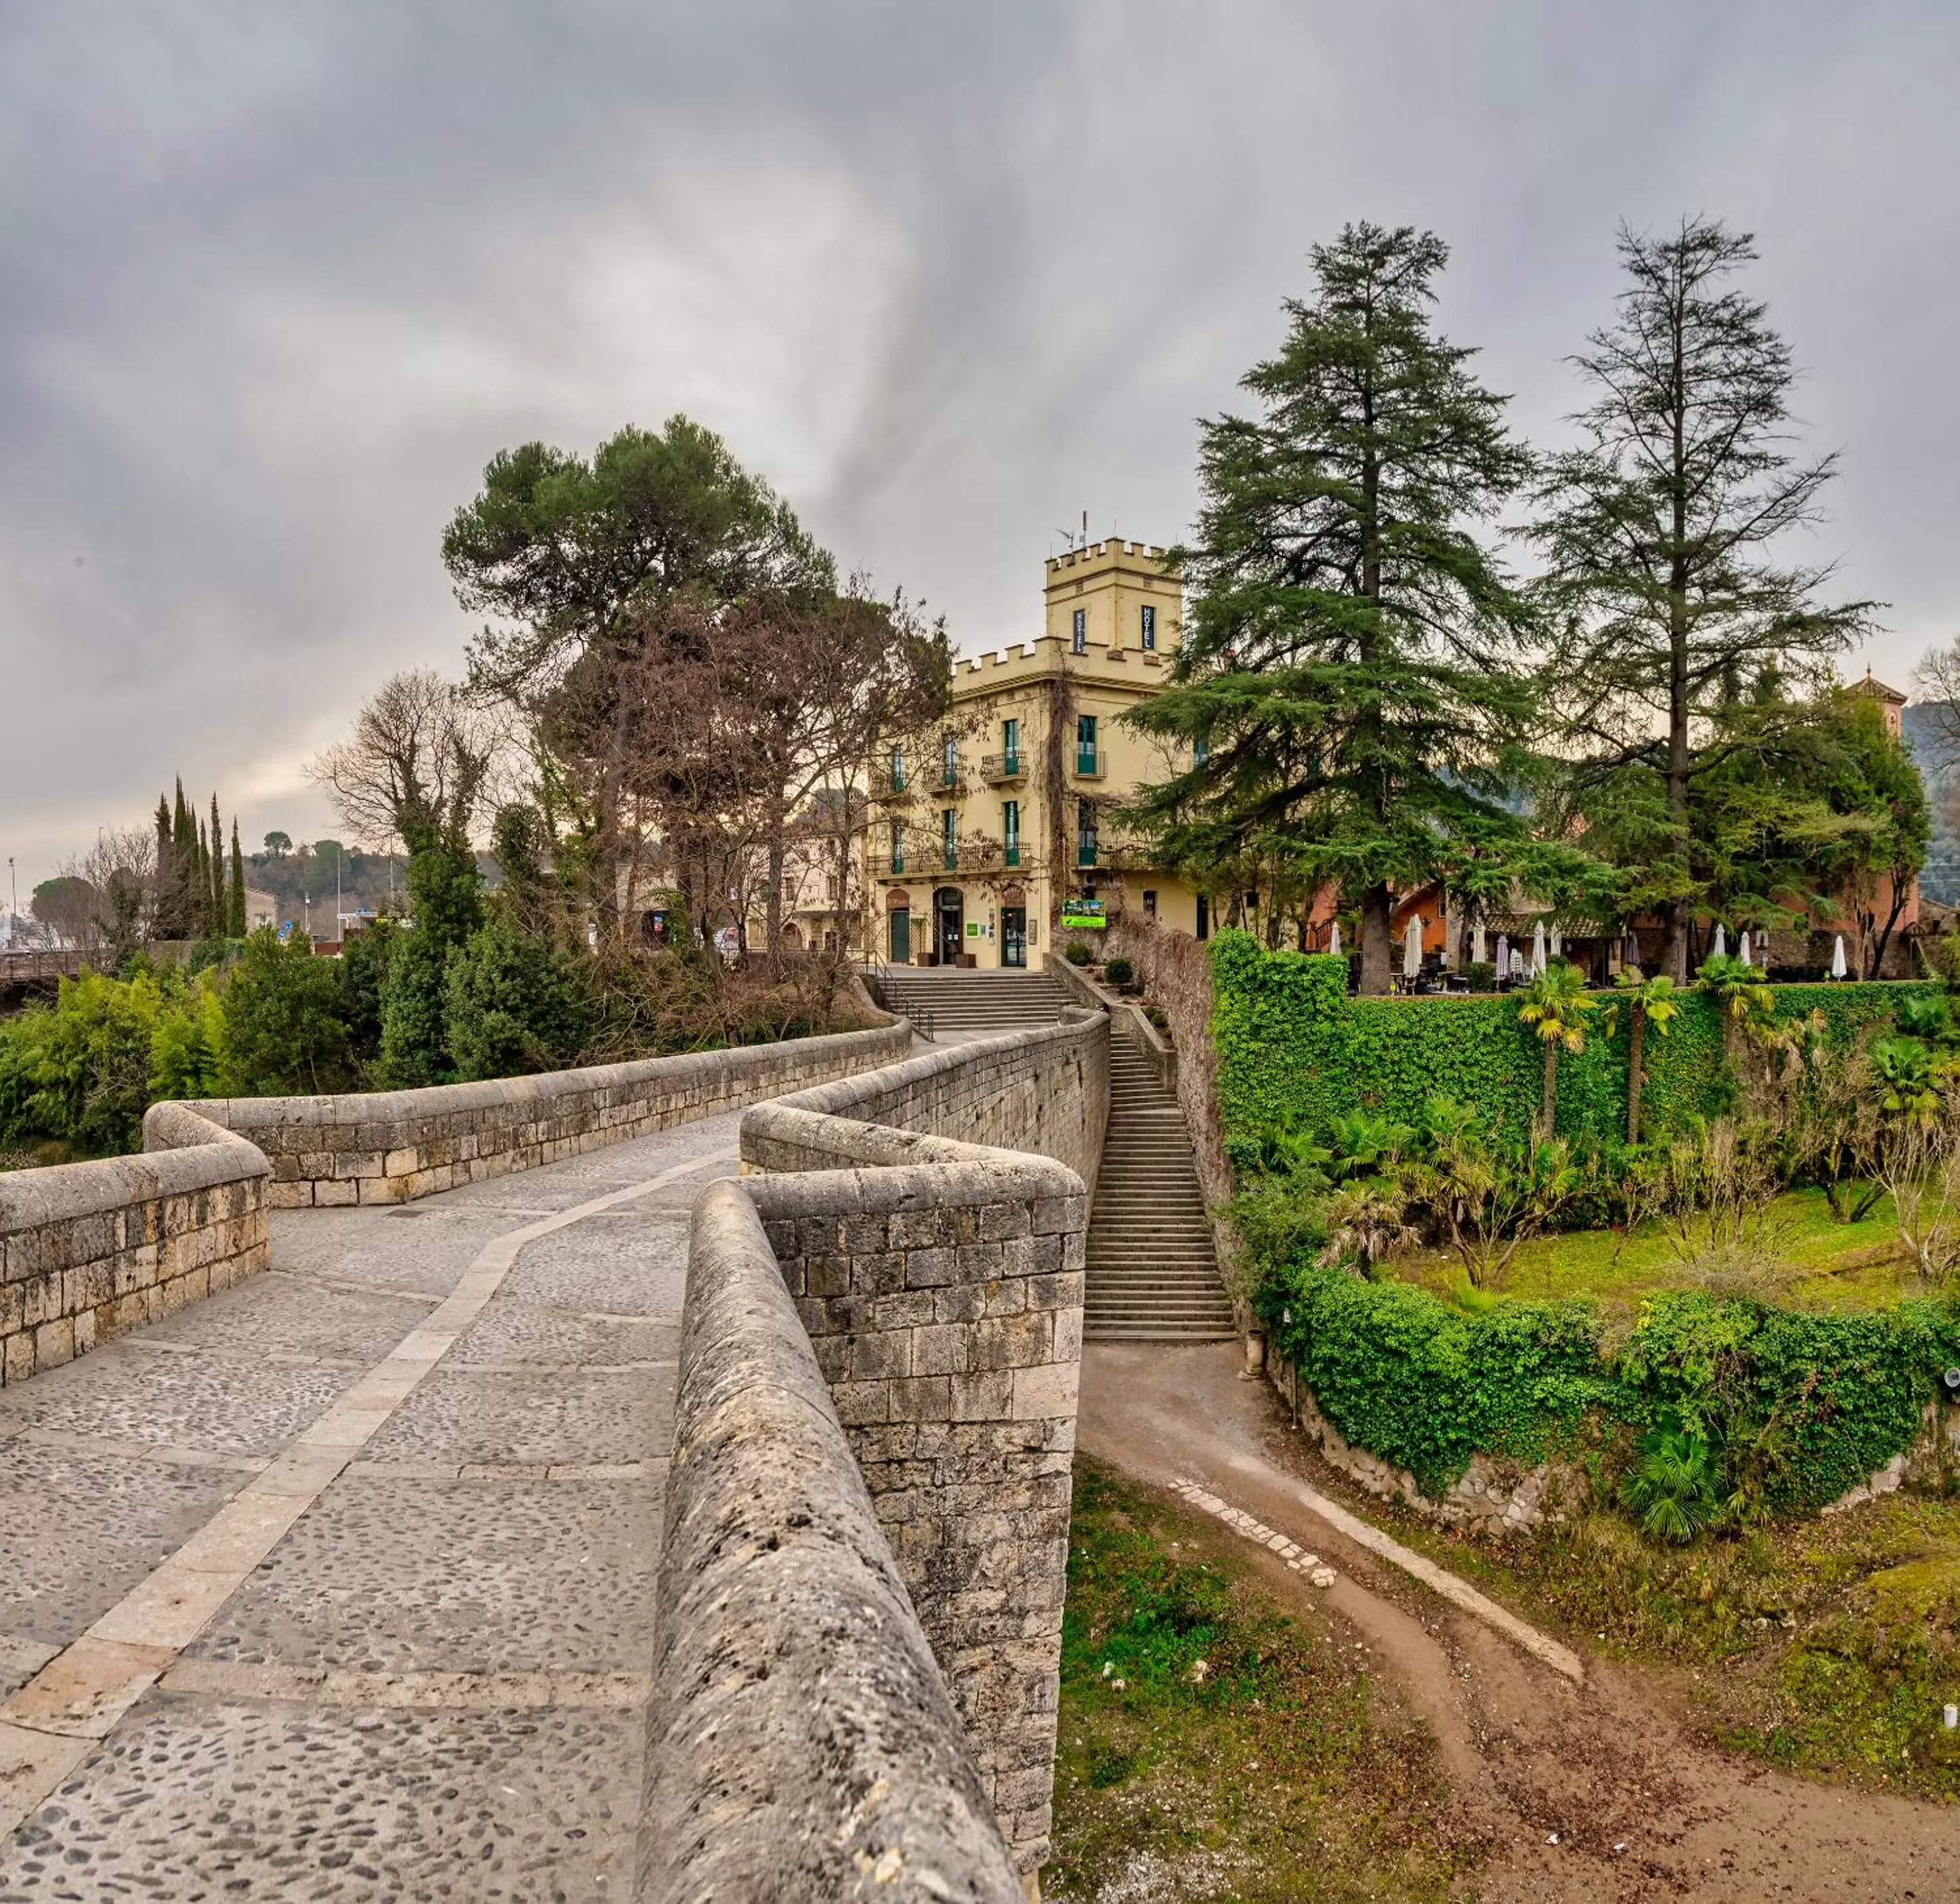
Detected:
left=307, top=670, right=506, bottom=854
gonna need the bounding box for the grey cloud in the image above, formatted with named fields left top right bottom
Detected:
left=3, top=0, right=1956, bottom=891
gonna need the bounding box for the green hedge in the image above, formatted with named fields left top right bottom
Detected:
left=1211, top=931, right=1936, bottom=1149
left=1257, top=1264, right=1960, bottom=1513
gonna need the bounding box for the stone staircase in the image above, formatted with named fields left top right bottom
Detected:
left=870, top=965, right=1236, bottom=1341
left=873, top=967, right=1069, bottom=1036
left=1085, top=1034, right=1237, bottom=1342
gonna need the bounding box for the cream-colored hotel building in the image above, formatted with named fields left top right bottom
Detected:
left=867, top=536, right=1206, bottom=968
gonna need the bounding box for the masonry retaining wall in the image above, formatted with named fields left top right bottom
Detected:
left=163, top=1018, right=913, bottom=1208
left=646, top=1012, right=1107, bottom=1897
left=0, top=1103, right=269, bottom=1388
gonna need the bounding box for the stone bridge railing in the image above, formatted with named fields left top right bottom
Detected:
left=642, top=1011, right=1108, bottom=1900
left=0, top=1103, right=269, bottom=1387
left=169, top=1018, right=913, bottom=1208
left=2, top=1018, right=913, bottom=1388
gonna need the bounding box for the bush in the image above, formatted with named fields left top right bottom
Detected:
left=1461, top=961, right=1496, bottom=992
left=376, top=928, right=454, bottom=1088
left=219, top=929, right=352, bottom=1096
left=1104, top=956, right=1134, bottom=988
left=446, top=912, right=593, bottom=1081
left=1065, top=941, right=1093, bottom=966
left=332, top=921, right=397, bottom=1066
left=0, top=971, right=163, bottom=1156
left=1254, top=1251, right=1960, bottom=1519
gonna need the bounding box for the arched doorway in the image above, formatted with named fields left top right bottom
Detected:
left=1000, top=882, right=1027, bottom=969
left=933, top=886, right=964, bottom=967
left=885, top=888, right=911, bottom=964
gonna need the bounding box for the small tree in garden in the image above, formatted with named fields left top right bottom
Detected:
left=1516, top=960, right=1595, bottom=1139
left=1414, top=1096, right=1582, bottom=1288
left=1604, top=970, right=1679, bottom=1145
left=1695, top=953, right=1774, bottom=1060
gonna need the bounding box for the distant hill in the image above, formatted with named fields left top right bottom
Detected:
left=1900, top=703, right=1960, bottom=904
left=244, top=847, right=500, bottom=934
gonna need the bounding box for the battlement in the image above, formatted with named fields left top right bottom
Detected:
left=1044, top=536, right=1176, bottom=576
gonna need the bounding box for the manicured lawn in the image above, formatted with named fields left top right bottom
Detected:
left=1049, top=1461, right=1466, bottom=1902
left=1388, top=1185, right=1923, bottom=1314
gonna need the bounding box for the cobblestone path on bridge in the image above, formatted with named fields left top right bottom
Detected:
left=0, top=1111, right=742, bottom=1899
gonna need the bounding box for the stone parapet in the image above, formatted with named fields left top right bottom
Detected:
left=0, top=1103, right=269, bottom=1388
left=151, top=1018, right=913, bottom=1208
left=642, top=1019, right=1105, bottom=1882
left=641, top=1183, right=1027, bottom=1904
left=742, top=1010, right=1108, bottom=1193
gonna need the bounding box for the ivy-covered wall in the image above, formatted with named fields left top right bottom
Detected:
left=1258, top=1265, right=1960, bottom=1514
left=1210, top=931, right=1935, bottom=1149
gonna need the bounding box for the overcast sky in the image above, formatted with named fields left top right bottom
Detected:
left=3, top=1, right=1957, bottom=899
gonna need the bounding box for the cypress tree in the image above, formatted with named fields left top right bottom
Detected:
left=230, top=819, right=247, bottom=937
left=209, top=795, right=225, bottom=937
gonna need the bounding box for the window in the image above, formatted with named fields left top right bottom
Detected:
left=942, top=807, right=958, bottom=870
left=889, top=744, right=905, bottom=792
left=1143, top=889, right=1157, bottom=918
left=889, top=821, right=905, bottom=875
left=1193, top=735, right=1208, bottom=766
left=941, top=730, right=958, bottom=786
left=1071, top=607, right=1087, bottom=654
left=1076, top=713, right=1098, bottom=775
left=1003, top=799, right=1020, bottom=868
left=1077, top=797, right=1098, bottom=868
left=1140, top=603, right=1156, bottom=651
left=1002, top=717, right=1019, bottom=771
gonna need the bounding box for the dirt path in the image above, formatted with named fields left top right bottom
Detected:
left=1080, top=1344, right=1959, bottom=1903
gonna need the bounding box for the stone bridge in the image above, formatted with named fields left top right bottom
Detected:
left=0, top=1005, right=1104, bottom=1899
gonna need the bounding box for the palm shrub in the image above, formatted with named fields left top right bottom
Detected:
left=1618, top=1416, right=1731, bottom=1544
left=1696, top=951, right=1774, bottom=1059
left=1515, top=960, right=1596, bottom=1139
left=1603, top=971, right=1679, bottom=1144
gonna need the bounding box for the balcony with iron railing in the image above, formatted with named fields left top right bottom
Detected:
left=980, top=751, right=1023, bottom=784
left=1073, top=746, right=1103, bottom=779
left=869, top=764, right=909, bottom=802
left=1075, top=831, right=1154, bottom=872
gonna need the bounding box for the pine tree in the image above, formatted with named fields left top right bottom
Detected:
left=230, top=818, right=248, bottom=937
left=1533, top=218, right=1877, bottom=981
left=1130, top=222, right=1537, bottom=992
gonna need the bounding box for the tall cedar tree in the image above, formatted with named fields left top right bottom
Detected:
left=1130, top=224, right=1536, bottom=992
left=443, top=417, right=833, bottom=937
left=1532, top=218, right=1876, bottom=981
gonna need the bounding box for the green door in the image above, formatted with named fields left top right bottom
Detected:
left=889, top=908, right=910, bottom=963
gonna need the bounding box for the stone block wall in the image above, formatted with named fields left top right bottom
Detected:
left=0, top=1103, right=269, bottom=1388
left=158, top=1018, right=912, bottom=1208
left=740, top=1011, right=1108, bottom=1193
left=641, top=1184, right=1027, bottom=1904
left=720, top=1012, right=1105, bottom=1879
left=747, top=1156, right=1085, bottom=1869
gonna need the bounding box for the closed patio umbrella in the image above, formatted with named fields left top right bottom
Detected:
left=1471, top=921, right=1486, bottom=965
left=1712, top=923, right=1727, bottom=959
left=1403, top=915, right=1422, bottom=980
left=1737, top=929, right=1752, bottom=968
left=1328, top=921, right=1341, bottom=957
left=1531, top=920, right=1548, bottom=975
left=1550, top=923, right=1563, bottom=961
left=1497, top=935, right=1510, bottom=981
left=1831, top=935, right=1848, bottom=980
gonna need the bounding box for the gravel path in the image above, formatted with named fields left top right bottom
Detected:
left=1081, top=1342, right=1959, bottom=1904
left=0, top=1111, right=741, bottom=1899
